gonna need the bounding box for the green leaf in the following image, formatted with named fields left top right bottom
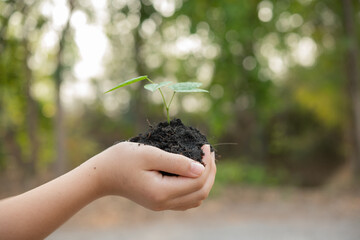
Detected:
left=169, top=82, right=208, bottom=93
left=169, top=82, right=202, bottom=90
left=171, top=89, right=209, bottom=93
left=144, top=81, right=172, bottom=92
left=105, top=76, right=148, bottom=93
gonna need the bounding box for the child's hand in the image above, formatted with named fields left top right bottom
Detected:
left=91, top=142, right=216, bottom=211
left=0, top=142, right=215, bottom=239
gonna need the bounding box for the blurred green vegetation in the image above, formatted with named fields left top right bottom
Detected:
left=1, top=0, right=360, bottom=187
left=215, top=159, right=288, bottom=186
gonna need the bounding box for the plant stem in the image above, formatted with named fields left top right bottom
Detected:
left=165, top=92, right=176, bottom=124
left=146, top=77, right=171, bottom=124
left=168, top=92, right=176, bottom=109
left=166, top=107, right=170, bottom=124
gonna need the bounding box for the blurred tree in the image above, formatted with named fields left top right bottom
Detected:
left=341, top=0, right=360, bottom=180
left=104, top=0, right=148, bottom=131
left=0, top=0, right=359, bottom=187
left=173, top=0, right=358, bottom=185
left=22, top=3, right=40, bottom=176
left=52, top=0, right=75, bottom=175
left=52, top=0, right=95, bottom=174
left=0, top=0, right=47, bottom=177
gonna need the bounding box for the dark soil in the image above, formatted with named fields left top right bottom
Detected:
left=129, top=119, right=212, bottom=167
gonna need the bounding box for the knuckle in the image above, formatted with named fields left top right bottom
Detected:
left=199, top=190, right=209, bottom=200
left=153, top=194, right=165, bottom=204
left=188, top=201, right=202, bottom=210
left=200, top=175, right=208, bottom=185
left=196, top=186, right=209, bottom=200
left=213, top=162, right=217, bottom=172
left=194, top=179, right=205, bottom=191
left=148, top=194, right=167, bottom=211
left=195, top=200, right=203, bottom=207
left=212, top=166, right=217, bottom=176
left=147, top=189, right=164, bottom=204
left=187, top=160, right=193, bottom=172
left=152, top=191, right=168, bottom=206
left=139, top=147, right=149, bottom=162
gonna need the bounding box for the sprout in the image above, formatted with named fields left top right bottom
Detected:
left=105, top=76, right=208, bottom=123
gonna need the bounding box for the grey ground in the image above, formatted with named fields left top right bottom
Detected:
left=48, top=187, right=360, bottom=240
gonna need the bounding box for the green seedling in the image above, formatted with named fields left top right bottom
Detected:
left=105, top=76, right=208, bottom=123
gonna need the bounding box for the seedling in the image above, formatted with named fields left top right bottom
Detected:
left=105, top=76, right=208, bottom=123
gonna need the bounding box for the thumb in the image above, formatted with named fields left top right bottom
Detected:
left=144, top=146, right=205, bottom=178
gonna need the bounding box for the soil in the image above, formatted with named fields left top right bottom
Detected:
left=129, top=119, right=212, bottom=168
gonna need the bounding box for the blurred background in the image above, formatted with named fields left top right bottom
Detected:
left=1, top=0, right=360, bottom=239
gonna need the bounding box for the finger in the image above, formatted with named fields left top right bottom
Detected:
left=171, top=201, right=203, bottom=211
left=142, top=145, right=205, bottom=178
left=201, top=144, right=212, bottom=164
left=155, top=144, right=215, bottom=200
left=166, top=156, right=216, bottom=210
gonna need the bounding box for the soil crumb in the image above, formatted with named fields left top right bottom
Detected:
left=129, top=119, right=212, bottom=164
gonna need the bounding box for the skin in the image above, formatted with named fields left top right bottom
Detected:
left=0, top=142, right=216, bottom=240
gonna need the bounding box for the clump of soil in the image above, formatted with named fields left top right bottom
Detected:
left=129, top=119, right=212, bottom=165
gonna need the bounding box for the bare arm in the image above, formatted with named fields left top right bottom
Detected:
left=0, top=142, right=216, bottom=240
left=0, top=160, right=101, bottom=240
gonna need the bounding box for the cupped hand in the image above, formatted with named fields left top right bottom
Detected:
left=91, top=142, right=216, bottom=211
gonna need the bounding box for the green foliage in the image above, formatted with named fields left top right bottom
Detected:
left=0, top=0, right=358, bottom=187
left=106, top=76, right=208, bottom=123
left=144, top=81, right=172, bottom=92
left=105, top=76, right=149, bottom=93
left=169, top=82, right=209, bottom=93
left=215, top=160, right=287, bottom=186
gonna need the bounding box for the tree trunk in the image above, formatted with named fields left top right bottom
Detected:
left=53, top=0, right=74, bottom=175
left=23, top=38, right=39, bottom=176
left=132, top=3, right=148, bottom=130
left=54, top=79, right=66, bottom=175
left=4, top=128, right=24, bottom=170
left=342, top=0, right=360, bottom=180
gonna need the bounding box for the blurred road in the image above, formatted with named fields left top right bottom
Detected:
left=50, top=217, right=360, bottom=240
left=48, top=187, right=360, bottom=240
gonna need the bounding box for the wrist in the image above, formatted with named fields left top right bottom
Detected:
left=79, top=156, right=108, bottom=199
left=86, top=143, right=127, bottom=197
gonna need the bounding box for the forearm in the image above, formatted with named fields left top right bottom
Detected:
left=0, top=157, right=102, bottom=240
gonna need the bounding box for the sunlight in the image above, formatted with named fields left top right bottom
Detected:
left=196, top=62, right=214, bottom=86
left=176, top=35, right=202, bottom=55
left=43, top=0, right=109, bottom=109
left=73, top=25, right=108, bottom=80
left=258, top=1, right=273, bottom=23
left=103, top=88, right=131, bottom=117
left=268, top=55, right=286, bottom=75
left=210, top=84, right=224, bottom=99
left=276, top=12, right=304, bottom=32
left=45, top=0, right=70, bottom=30
left=292, top=37, right=317, bottom=67
left=71, top=1, right=108, bottom=81
left=40, top=29, right=58, bottom=50
left=243, top=56, right=257, bottom=71
left=182, top=95, right=210, bottom=113
left=62, top=80, right=97, bottom=108
left=140, top=18, right=157, bottom=37
left=151, top=0, right=182, bottom=17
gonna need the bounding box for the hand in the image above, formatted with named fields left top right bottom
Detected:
left=91, top=142, right=216, bottom=211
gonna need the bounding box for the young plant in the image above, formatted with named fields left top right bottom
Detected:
left=105, top=76, right=208, bottom=123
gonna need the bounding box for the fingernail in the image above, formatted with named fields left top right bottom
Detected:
left=202, top=144, right=210, bottom=150
left=191, top=161, right=205, bottom=176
